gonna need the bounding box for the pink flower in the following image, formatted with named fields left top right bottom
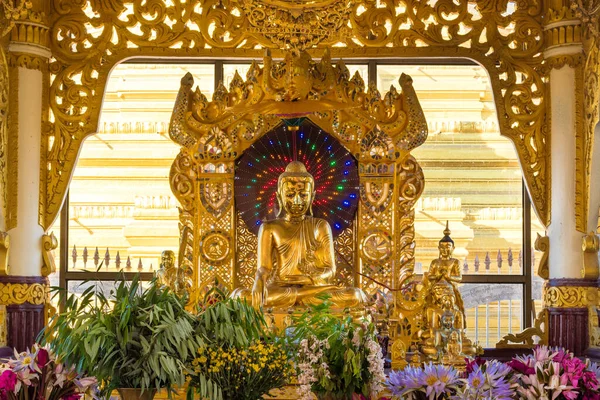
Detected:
left=553, top=348, right=572, bottom=363
left=584, top=392, right=600, bottom=400
left=0, top=370, right=17, bottom=392
left=465, top=357, right=485, bottom=375
left=563, top=357, right=586, bottom=387
left=62, top=395, right=81, bottom=400
left=508, top=359, right=535, bottom=375
left=74, top=377, right=97, bottom=392
left=583, top=370, right=599, bottom=390
left=562, top=388, right=580, bottom=400
left=36, top=349, right=49, bottom=368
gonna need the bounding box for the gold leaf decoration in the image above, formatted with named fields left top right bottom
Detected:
left=45, top=0, right=549, bottom=228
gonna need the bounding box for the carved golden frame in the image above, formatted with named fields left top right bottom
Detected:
left=44, top=0, right=551, bottom=233
left=167, top=49, right=427, bottom=297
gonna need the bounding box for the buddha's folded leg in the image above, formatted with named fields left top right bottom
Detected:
left=298, top=286, right=367, bottom=308
left=263, top=285, right=298, bottom=308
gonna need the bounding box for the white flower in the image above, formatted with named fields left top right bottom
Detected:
left=365, top=336, right=385, bottom=397
left=351, top=328, right=362, bottom=348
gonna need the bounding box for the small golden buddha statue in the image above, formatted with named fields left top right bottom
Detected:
left=233, top=161, right=367, bottom=309
left=421, top=223, right=475, bottom=361
left=156, top=250, right=191, bottom=298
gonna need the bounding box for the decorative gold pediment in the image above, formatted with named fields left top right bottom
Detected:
left=240, top=0, right=354, bottom=51
left=169, top=49, right=427, bottom=162
left=45, top=0, right=552, bottom=230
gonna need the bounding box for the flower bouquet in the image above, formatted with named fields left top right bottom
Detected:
left=509, top=346, right=600, bottom=400
left=387, top=346, right=600, bottom=400
left=186, top=287, right=293, bottom=400
left=455, top=358, right=515, bottom=399
left=188, top=341, right=293, bottom=400
left=387, top=363, right=461, bottom=399
left=0, top=344, right=97, bottom=400
left=291, top=298, right=386, bottom=400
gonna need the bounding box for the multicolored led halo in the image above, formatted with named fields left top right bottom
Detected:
left=235, top=120, right=359, bottom=236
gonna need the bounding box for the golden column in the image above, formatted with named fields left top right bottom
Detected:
left=0, top=0, right=52, bottom=350
left=542, top=0, right=600, bottom=356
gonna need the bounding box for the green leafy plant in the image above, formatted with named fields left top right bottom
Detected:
left=186, top=287, right=293, bottom=400
left=291, top=297, right=386, bottom=400
left=40, top=275, right=200, bottom=398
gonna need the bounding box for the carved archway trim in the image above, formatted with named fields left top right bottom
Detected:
left=0, top=46, right=7, bottom=229
left=45, top=0, right=549, bottom=229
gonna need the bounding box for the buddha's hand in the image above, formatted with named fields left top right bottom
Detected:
left=313, top=267, right=334, bottom=284
left=251, top=267, right=268, bottom=308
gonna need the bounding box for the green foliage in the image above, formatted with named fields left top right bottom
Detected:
left=291, top=296, right=382, bottom=399
left=40, top=275, right=200, bottom=398
left=186, top=287, right=293, bottom=400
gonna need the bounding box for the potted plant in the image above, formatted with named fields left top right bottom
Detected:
left=291, top=298, right=386, bottom=400
left=41, top=275, right=201, bottom=400
left=186, top=287, right=294, bottom=400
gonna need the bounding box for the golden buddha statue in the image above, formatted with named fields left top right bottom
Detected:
left=233, top=161, right=367, bottom=309
left=420, top=223, right=475, bottom=362
left=156, top=250, right=192, bottom=298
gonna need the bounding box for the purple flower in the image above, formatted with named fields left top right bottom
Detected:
left=466, top=368, right=484, bottom=390
left=465, top=357, right=485, bottom=375
left=0, top=370, right=17, bottom=392
left=418, top=363, right=459, bottom=399
left=62, top=395, right=81, bottom=400
left=590, top=362, right=600, bottom=380
left=484, top=359, right=512, bottom=381
left=387, top=366, right=422, bottom=397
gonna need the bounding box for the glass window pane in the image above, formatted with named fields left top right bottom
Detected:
left=223, top=64, right=261, bottom=87
left=461, top=283, right=523, bottom=347
left=67, top=280, right=151, bottom=301
left=68, top=63, right=215, bottom=272
left=378, top=65, right=523, bottom=275
left=346, top=64, right=368, bottom=81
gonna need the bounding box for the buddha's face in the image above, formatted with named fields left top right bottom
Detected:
left=161, top=251, right=175, bottom=269
left=279, top=178, right=314, bottom=218
left=439, top=242, right=454, bottom=259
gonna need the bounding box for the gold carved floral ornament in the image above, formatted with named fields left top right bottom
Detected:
left=41, top=232, right=57, bottom=277
left=45, top=0, right=550, bottom=231
left=544, top=285, right=597, bottom=308
left=0, top=282, right=48, bottom=305
left=0, top=45, right=7, bottom=229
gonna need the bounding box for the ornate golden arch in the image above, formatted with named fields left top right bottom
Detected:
left=168, top=49, right=427, bottom=294
left=44, top=0, right=551, bottom=233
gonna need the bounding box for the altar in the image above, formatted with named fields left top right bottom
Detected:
left=158, top=47, right=480, bottom=368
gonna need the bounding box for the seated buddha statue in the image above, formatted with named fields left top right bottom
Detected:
left=156, top=250, right=192, bottom=298
left=233, top=161, right=367, bottom=309
left=420, top=223, right=475, bottom=361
